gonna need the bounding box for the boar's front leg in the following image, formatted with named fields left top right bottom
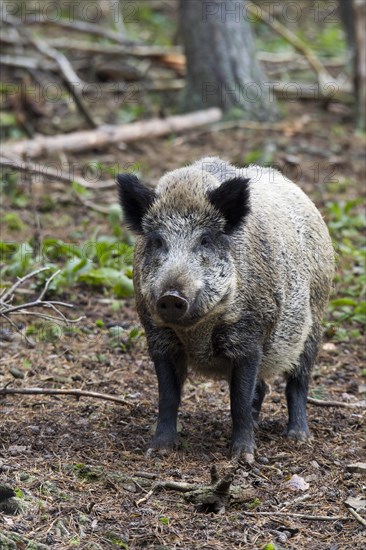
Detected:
left=230, top=350, right=261, bottom=463
left=149, top=354, right=186, bottom=452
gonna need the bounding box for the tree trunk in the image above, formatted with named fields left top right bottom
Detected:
left=353, top=0, right=366, bottom=130
left=339, top=0, right=366, bottom=131
left=339, top=0, right=355, bottom=51
left=179, top=0, right=279, bottom=120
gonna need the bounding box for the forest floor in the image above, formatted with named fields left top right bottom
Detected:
left=1, top=100, right=365, bottom=550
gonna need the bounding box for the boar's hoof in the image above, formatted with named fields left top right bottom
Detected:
left=287, top=428, right=312, bottom=442
left=230, top=443, right=255, bottom=464
left=146, top=446, right=173, bottom=458
left=148, top=433, right=177, bottom=455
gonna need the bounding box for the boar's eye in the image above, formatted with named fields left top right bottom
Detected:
left=200, top=234, right=212, bottom=248
left=151, top=234, right=164, bottom=249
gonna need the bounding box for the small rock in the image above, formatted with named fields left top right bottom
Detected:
left=29, top=425, right=40, bottom=434
left=122, top=482, right=136, bottom=493
left=284, top=154, right=301, bottom=165
left=9, top=367, right=24, bottom=379
left=275, top=530, right=288, bottom=543
left=284, top=474, right=310, bottom=492
left=8, top=445, right=30, bottom=456
left=322, top=342, right=336, bottom=351
left=345, top=496, right=366, bottom=510
left=305, top=474, right=318, bottom=482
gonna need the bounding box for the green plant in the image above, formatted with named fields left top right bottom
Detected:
left=325, top=199, right=366, bottom=339
left=0, top=234, right=134, bottom=298
left=4, top=212, right=24, bottom=231
left=108, top=325, right=142, bottom=351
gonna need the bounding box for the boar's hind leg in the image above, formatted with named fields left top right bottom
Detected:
left=252, top=379, right=267, bottom=424
left=149, top=356, right=186, bottom=452
left=285, top=327, right=320, bottom=441
left=230, top=351, right=261, bottom=463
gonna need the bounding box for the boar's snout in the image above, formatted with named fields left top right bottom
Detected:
left=156, top=291, right=188, bottom=323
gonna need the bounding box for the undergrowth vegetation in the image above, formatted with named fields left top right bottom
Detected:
left=1, top=183, right=364, bottom=343
left=325, top=198, right=366, bottom=340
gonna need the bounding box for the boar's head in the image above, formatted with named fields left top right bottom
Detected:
left=117, top=169, right=250, bottom=327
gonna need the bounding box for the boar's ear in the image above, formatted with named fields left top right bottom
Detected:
left=117, top=173, right=156, bottom=234
left=208, top=177, right=250, bottom=233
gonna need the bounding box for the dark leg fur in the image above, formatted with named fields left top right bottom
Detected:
left=149, top=356, right=186, bottom=451
left=286, top=327, right=320, bottom=441
left=230, top=350, right=261, bottom=462
left=252, top=379, right=267, bottom=424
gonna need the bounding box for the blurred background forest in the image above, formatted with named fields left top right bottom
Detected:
left=0, top=1, right=365, bottom=549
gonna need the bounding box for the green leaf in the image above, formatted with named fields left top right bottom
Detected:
left=78, top=267, right=134, bottom=296
left=330, top=298, right=357, bottom=307
left=113, top=275, right=134, bottom=297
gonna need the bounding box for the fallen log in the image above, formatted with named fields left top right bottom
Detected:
left=1, top=108, right=222, bottom=158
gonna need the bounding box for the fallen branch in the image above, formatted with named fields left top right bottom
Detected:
left=0, top=32, right=348, bottom=67
left=136, top=466, right=255, bottom=512
left=271, top=81, right=352, bottom=102
left=95, top=79, right=352, bottom=101
left=0, top=386, right=134, bottom=407
left=246, top=3, right=348, bottom=98
left=1, top=108, right=222, bottom=158
left=23, top=16, right=137, bottom=46
left=46, top=38, right=182, bottom=60
left=308, top=397, right=366, bottom=409
left=183, top=466, right=234, bottom=513
left=174, top=115, right=311, bottom=145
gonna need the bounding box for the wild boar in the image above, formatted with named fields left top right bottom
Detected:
left=117, top=157, right=334, bottom=462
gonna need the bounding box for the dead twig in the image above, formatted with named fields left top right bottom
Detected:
left=0, top=267, right=84, bottom=344
left=0, top=54, right=56, bottom=71
left=135, top=488, right=155, bottom=506
left=0, top=156, right=115, bottom=190
left=243, top=511, right=348, bottom=521
left=1, top=267, right=50, bottom=304
left=0, top=386, right=133, bottom=407
left=308, top=397, right=366, bottom=409
left=347, top=507, right=366, bottom=528
left=0, top=314, right=35, bottom=347
left=1, top=269, right=80, bottom=319
left=2, top=15, right=97, bottom=128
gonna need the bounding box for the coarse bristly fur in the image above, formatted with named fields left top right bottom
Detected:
left=117, top=157, right=335, bottom=462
